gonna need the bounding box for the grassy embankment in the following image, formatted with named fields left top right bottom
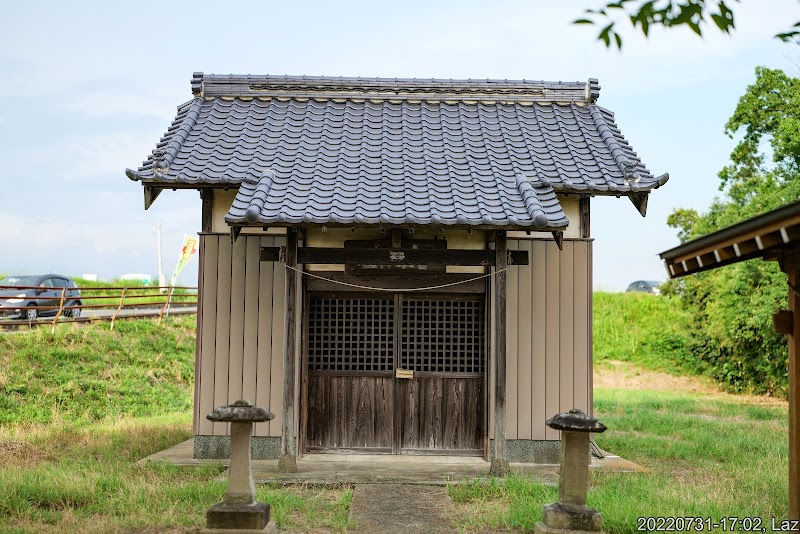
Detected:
left=0, top=293, right=790, bottom=532
left=0, top=316, right=351, bottom=533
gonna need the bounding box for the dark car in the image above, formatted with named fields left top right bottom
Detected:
left=626, top=280, right=662, bottom=295
left=0, top=274, right=82, bottom=320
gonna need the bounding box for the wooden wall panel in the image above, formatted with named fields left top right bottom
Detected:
left=228, top=237, right=247, bottom=405
left=307, top=375, right=393, bottom=451
left=194, top=234, right=287, bottom=439
left=544, top=242, right=561, bottom=440
left=559, top=243, right=575, bottom=414
left=212, top=237, right=233, bottom=435
left=254, top=236, right=275, bottom=438
left=197, top=236, right=218, bottom=435
left=192, top=233, right=205, bottom=435
left=506, top=240, right=519, bottom=440
left=573, top=241, right=590, bottom=414
left=517, top=240, right=533, bottom=440
left=531, top=240, right=547, bottom=439
left=504, top=239, right=592, bottom=442
left=399, top=377, right=484, bottom=453
left=241, top=237, right=260, bottom=411
left=268, top=236, right=287, bottom=437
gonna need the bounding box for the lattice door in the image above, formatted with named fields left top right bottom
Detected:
left=400, top=299, right=486, bottom=373
left=308, top=297, right=394, bottom=372
left=305, top=294, right=486, bottom=454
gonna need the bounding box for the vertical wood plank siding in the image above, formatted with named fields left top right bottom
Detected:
left=194, top=234, right=591, bottom=443
left=505, top=239, right=592, bottom=440
left=194, top=234, right=286, bottom=437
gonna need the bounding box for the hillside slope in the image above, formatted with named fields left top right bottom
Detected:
left=0, top=316, right=196, bottom=426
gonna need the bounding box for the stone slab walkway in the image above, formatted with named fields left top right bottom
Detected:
left=350, top=483, right=457, bottom=533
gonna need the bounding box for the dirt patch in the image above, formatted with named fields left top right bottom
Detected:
left=595, top=361, right=787, bottom=407
left=0, top=439, right=50, bottom=469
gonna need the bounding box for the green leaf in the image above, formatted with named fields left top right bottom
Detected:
left=614, top=31, right=623, bottom=49
left=776, top=31, right=800, bottom=42
left=711, top=14, right=731, bottom=33
left=573, top=18, right=595, bottom=25
left=598, top=22, right=614, bottom=47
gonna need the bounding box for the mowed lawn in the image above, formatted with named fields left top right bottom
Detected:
left=0, top=308, right=791, bottom=532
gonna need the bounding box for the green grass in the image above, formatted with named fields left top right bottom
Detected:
left=593, top=292, right=693, bottom=373
left=450, top=386, right=788, bottom=532
left=0, top=414, right=353, bottom=533
left=1, top=297, right=790, bottom=532
left=0, top=317, right=353, bottom=533
left=0, top=316, right=197, bottom=425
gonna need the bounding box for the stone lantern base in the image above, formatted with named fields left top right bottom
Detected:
left=201, top=502, right=276, bottom=533
left=534, top=502, right=604, bottom=534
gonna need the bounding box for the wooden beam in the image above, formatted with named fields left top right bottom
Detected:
left=787, top=256, right=800, bottom=519
left=279, top=232, right=298, bottom=473
left=580, top=196, right=590, bottom=239
left=297, top=247, right=488, bottom=266
left=144, top=185, right=162, bottom=210
left=304, top=272, right=487, bottom=294
left=293, top=246, right=528, bottom=266
left=260, top=247, right=283, bottom=262
left=755, top=230, right=786, bottom=253
left=490, top=230, right=510, bottom=475
left=201, top=189, right=213, bottom=233
left=508, top=250, right=529, bottom=265
left=344, top=238, right=447, bottom=250
left=628, top=192, right=648, bottom=217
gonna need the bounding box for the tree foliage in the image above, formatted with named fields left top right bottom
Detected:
left=665, top=68, right=800, bottom=395
left=575, top=1, right=800, bottom=49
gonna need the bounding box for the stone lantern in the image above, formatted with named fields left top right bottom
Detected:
left=535, top=409, right=607, bottom=534
left=202, top=400, right=276, bottom=534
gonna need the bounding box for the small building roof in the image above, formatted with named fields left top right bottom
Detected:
left=126, top=73, right=668, bottom=231
left=659, top=201, right=800, bottom=278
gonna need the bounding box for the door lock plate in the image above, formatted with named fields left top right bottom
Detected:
left=395, top=368, right=414, bottom=379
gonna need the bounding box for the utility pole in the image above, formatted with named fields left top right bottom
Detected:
left=157, top=220, right=166, bottom=290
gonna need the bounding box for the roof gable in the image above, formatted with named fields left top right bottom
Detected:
left=126, top=73, right=668, bottom=230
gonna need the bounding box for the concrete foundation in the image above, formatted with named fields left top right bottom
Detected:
left=490, top=439, right=561, bottom=464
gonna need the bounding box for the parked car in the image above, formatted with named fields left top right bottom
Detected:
left=626, top=280, right=662, bottom=295
left=0, top=274, right=82, bottom=320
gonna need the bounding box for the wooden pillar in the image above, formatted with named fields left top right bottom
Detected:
left=580, top=196, right=590, bottom=239
left=491, top=230, right=510, bottom=475
left=193, top=189, right=213, bottom=435
left=201, top=188, right=213, bottom=233
left=279, top=231, right=298, bottom=472
left=787, top=254, right=800, bottom=519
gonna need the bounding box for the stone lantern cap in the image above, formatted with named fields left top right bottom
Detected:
left=206, top=400, right=274, bottom=423
left=546, top=408, right=607, bottom=433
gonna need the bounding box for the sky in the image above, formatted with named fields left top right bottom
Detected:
left=0, top=0, right=798, bottom=290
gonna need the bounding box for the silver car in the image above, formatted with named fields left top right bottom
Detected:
left=0, top=274, right=82, bottom=320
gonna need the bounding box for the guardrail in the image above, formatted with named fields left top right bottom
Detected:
left=0, top=285, right=198, bottom=331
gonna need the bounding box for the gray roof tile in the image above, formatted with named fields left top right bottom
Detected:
left=126, top=73, right=668, bottom=229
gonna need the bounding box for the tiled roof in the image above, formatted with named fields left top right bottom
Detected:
left=126, top=73, right=668, bottom=229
